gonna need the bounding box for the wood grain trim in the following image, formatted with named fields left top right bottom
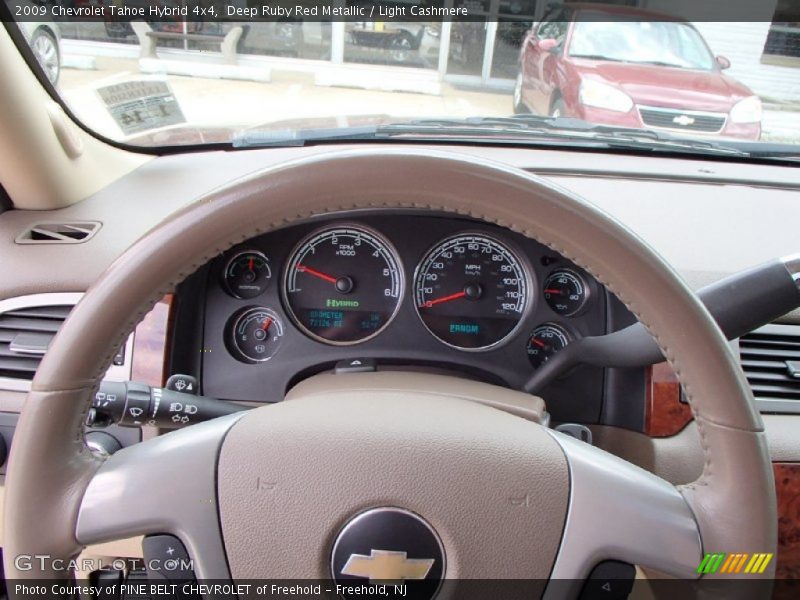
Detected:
left=775, top=463, right=800, bottom=583
left=644, top=362, right=693, bottom=437
left=130, top=295, right=174, bottom=387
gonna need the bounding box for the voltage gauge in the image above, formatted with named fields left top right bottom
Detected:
left=224, top=251, right=272, bottom=299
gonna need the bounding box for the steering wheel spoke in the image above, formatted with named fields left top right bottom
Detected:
left=545, top=431, right=702, bottom=595
left=76, top=413, right=244, bottom=580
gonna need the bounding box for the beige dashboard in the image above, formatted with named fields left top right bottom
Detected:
left=0, top=144, right=799, bottom=566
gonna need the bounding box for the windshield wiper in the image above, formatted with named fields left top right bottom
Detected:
left=568, top=54, right=627, bottom=63
left=234, top=126, right=383, bottom=147
left=234, top=115, right=749, bottom=157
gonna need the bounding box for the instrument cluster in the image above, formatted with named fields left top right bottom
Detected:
left=198, top=213, right=610, bottom=420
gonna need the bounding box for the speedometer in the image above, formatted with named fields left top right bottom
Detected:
left=414, top=233, right=530, bottom=350
left=283, top=225, right=403, bottom=345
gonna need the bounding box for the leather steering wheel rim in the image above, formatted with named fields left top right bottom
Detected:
left=4, top=148, right=775, bottom=587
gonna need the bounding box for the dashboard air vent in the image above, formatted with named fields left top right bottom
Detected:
left=0, top=305, right=71, bottom=380
left=15, top=221, right=101, bottom=244
left=739, top=324, right=800, bottom=407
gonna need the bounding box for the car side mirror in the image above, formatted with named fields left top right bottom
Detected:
left=537, top=38, right=559, bottom=52
left=715, top=55, right=731, bottom=70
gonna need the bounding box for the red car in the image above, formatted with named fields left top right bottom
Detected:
left=514, top=3, right=762, bottom=140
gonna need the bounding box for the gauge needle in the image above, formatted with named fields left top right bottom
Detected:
left=297, top=264, right=338, bottom=284
left=531, top=338, right=546, bottom=348
left=421, top=290, right=467, bottom=308
left=248, top=258, right=255, bottom=272
left=261, top=317, right=273, bottom=332
left=544, top=288, right=562, bottom=295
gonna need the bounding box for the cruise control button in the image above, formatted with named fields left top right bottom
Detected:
left=142, top=534, right=195, bottom=582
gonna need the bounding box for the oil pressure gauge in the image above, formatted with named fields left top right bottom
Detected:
left=544, top=268, right=589, bottom=317
left=227, top=307, right=284, bottom=363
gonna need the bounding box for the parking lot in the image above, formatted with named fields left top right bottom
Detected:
left=58, top=54, right=511, bottom=142
left=57, top=52, right=800, bottom=144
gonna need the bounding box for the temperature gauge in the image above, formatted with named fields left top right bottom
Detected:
left=224, top=251, right=272, bottom=299
left=527, top=323, right=572, bottom=369
left=227, top=307, right=284, bottom=363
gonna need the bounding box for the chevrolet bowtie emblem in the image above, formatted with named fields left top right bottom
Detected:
left=341, top=549, right=435, bottom=581
left=673, top=114, right=696, bottom=126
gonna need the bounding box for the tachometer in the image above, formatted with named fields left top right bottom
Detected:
left=283, top=225, right=403, bottom=345
left=414, top=233, right=529, bottom=350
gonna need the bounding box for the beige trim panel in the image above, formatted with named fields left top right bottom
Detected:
left=0, top=27, right=149, bottom=210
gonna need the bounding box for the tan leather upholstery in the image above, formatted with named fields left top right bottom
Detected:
left=4, top=149, right=775, bottom=579
left=286, top=371, right=548, bottom=424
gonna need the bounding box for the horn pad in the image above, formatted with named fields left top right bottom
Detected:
left=217, top=379, right=569, bottom=592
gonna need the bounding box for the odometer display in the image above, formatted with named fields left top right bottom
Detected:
left=283, top=225, right=403, bottom=345
left=414, top=234, right=529, bottom=350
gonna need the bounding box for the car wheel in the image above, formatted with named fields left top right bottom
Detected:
left=550, top=97, right=566, bottom=118
left=513, top=72, right=529, bottom=114
left=30, top=28, right=60, bottom=86
left=389, top=33, right=414, bottom=64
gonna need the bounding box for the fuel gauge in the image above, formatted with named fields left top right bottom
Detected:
left=224, top=251, right=272, bottom=299
left=227, top=307, right=284, bottom=363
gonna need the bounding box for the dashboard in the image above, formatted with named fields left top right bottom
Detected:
left=183, top=212, right=636, bottom=424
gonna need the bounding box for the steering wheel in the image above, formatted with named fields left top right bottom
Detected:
left=4, top=149, right=775, bottom=596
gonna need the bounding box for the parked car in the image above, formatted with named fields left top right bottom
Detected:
left=18, top=20, right=61, bottom=85
left=514, top=3, right=762, bottom=139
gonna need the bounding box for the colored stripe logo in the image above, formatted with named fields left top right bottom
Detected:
left=697, top=552, right=773, bottom=574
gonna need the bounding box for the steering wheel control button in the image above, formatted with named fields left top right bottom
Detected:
left=579, top=560, right=636, bottom=599
left=142, top=534, right=196, bottom=583
left=331, top=507, right=445, bottom=600
left=166, top=374, right=199, bottom=395
left=84, top=431, right=123, bottom=458
left=335, top=358, right=377, bottom=374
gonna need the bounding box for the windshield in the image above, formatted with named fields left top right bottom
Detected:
left=6, top=1, right=800, bottom=157
left=569, top=19, right=715, bottom=69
